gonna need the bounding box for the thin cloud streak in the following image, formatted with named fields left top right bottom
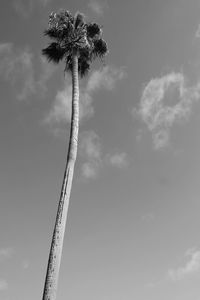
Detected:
left=135, top=72, right=200, bottom=149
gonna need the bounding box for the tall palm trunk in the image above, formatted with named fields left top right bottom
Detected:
left=42, top=53, right=79, bottom=300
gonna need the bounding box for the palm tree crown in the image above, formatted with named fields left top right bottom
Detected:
left=42, top=10, right=108, bottom=76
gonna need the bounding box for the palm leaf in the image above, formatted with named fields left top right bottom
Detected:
left=78, top=58, right=90, bottom=77
left=44, top=28, right=60, bottom=40
left=87, top=23, right=102, bottom=39
left=42, top=43, right=65, bottom=63
left=92, top=38, right=108, bottom=58
left=74, top=12, right=85, bottom=29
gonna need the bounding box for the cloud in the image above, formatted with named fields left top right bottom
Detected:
left=0, top=279, right=8, bottom=291
left=44, top=83, right=94, bottom=125
left=0, top=43, right=35, bottom=100
left=153, top=130, right=170, bottom=150
left=0, top=248, right=13, bottom=262
left=45, top=66, right=125, bottom=127
left=135, top=72, right=200, bottom=149
left=44, top=84, right=72, bottom=125
left=141, top=213, right=155, bottom=222
left=88, top=0, right=107, bottom=16
left=38, top=56, right=57, bottom=96
left=79, top=131, right=102, bottom=179
left=168, top=248, right=200, bottom=281
left=106, top=152, right=128, bottom=168
left=79, top=131, right=128, bottom=179
left=22, top=260, right=30, bottom=269
left=81, top=162, right=98, bottom=179
left=0, top=43, right=56, bottom=101
left=86, top=66, right=125, bottom=92
left=195, top=24, right=200, bottom=38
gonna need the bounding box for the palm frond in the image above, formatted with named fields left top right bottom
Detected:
left=92, top=38, right=108, bottom=58
left=78, top=58, right=90, bottom=77
left=79, top=48, right=92, bottom=61
left=64, top=55, right=73, bottom=73
left=44, top=28, right=60, bottom=40
left=49, top=10, right=74, bottom=29
left=74, top=12, right=85, bottom=29
left=87, top=23, right=102, bottom=39
left=42, top=43, right=65, bottom=64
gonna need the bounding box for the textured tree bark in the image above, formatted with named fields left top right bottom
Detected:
left=42, top=53, right=79, bottom=300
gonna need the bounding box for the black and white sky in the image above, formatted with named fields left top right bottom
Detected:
left=1, top=0, right=200, bottom=300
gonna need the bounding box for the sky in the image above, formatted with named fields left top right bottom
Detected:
left=1, top=0, right=200, bottom=299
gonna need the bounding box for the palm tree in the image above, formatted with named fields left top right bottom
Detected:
left=42, top=9, right=108, bottom=300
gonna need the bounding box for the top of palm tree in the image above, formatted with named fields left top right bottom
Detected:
left=42, top=9, right=108, bottom=77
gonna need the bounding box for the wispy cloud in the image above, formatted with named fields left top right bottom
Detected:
left=168, top=248, right=200, bottom=281
left=79, top=131, right=128, bottom=180
left=38, top=56, right=57, bottom=96
left=86, top=66, right=125, bottom=92
left=135, top=72, right=200, bottom=149
left=0, top=43, right=35, bottom=100
left=44, top=83, right=94, bottom=126
left=44, top=84, right=72, bottom=125
left=88, top=0, right=107, bottom=16
left=0, top=248, right=13, bottom=262
left=195, top=23, right=200, bottom=38
left=0, top=279, right=8, bottom=291
left=45, top=66, right=125, bottom=127
left=141, top=212, right=155, bottom=222
left=0, top=43, right=55, bottom=101
left=22, top=259, right=30, bottom=269
left=79, top=131, right=102, bottom=179
left=106, top=152, right=128, bottom=168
